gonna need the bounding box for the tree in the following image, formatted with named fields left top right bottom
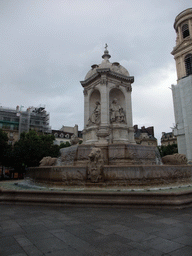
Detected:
left=0, top=129, right=13, bottom=178
left=12, top=130, right=60, bottom=171
left=158, top=143, right=178, bottom=157
left=0, top=129, right=10, bottom=166
left=60, top=141, right=71, bottom=148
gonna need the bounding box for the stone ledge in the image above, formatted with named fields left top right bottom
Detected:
left=1, top=188, right=192, bottom=209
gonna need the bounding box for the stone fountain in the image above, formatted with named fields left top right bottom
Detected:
left=27, top=46, right=192, bottom=188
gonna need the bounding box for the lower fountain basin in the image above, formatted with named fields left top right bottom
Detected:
left=27, top=165, right=192, bottom=187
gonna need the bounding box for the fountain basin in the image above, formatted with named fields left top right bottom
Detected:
left=26, top=165, right=192, bottom=187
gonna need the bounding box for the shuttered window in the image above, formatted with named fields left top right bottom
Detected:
left=182, top=24, right=190, bottom=38
left=185, top=54, right=192, bottom=76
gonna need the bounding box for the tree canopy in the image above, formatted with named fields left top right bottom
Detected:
left=0, top=129, right=8, bottom=157
left=0, top=129, right=12, bottom=167
left=59, top=141, right=71, bottom=148
left=158, top=143, right=178, bottom=157
left=12, top=130, right=60, bottom=170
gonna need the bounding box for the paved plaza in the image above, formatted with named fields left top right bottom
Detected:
left=0, top=204, right=192, bottom=256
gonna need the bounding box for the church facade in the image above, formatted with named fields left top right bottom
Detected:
left=171, top=8, right=192, bottom=161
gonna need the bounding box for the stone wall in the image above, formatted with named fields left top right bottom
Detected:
left=27, top=165, right=192, bottom=187
left=172, top=75, right=192, bottom=161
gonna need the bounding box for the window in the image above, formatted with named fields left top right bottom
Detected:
left=13, top=125, right=19, bottom=130
left=185, top=54, right=192, bottom=76
left=2, top=125, right=10, bottom=129
left=3, top=117, right=10, bottom=121
left=182, top=24, right=190, bottom=39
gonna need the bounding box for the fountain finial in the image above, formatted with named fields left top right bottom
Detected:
left=102, top=43, right=111, bottom=60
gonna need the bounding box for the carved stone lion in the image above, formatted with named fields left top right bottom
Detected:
left=87, top=148, right=104, bottom=183
left=162, top=153, right=187, bottom=165
left=39, top=156, right=57, bottom=167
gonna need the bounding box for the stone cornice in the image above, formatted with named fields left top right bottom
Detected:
left=108, top=71, right=134, bottom=83
left=171, top=39, right=192, bottom=56
left=174, top=8, right=192, bottom=30
left=80, top=68, right=134, bottom=87
left=96, top=68, right=110, bottom=74
left=80, top=73, right=99, bottom=87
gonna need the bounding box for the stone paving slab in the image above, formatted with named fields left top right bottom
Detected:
left=0, top=204, right=192, bottom=255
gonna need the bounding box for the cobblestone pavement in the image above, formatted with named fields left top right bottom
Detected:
left=0, top=204, right=192, bottom=256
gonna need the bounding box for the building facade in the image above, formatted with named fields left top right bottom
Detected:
left=52, top=129, right=75, bottom=145
left=52, top=125, right=83, bottom=145
left=134, top=125, right=157, bottom=146
left=171, top=8, right=192, bottom=161
left=161, top=132, right=177, bottom=146
left=0, top=105, right=51, bottom=144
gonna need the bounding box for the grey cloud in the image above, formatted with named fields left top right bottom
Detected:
left=0, top=0, right=191, bottom=142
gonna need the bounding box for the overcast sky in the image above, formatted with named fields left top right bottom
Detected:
left=0, top=1, right=191, bottom=144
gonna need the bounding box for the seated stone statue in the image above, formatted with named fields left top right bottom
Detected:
left=119, top=107, right=126, bottom=123
left=110, top=98, right=125, bottom=123
left=87, top=101, right=101, bottom=125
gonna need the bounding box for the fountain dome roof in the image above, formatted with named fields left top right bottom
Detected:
left=84, top=45, right=130, bottom=80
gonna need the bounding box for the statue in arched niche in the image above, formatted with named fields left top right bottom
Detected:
left=110, top=98, right=126, bottom=123
left=88, top=101, right=101, bottom=125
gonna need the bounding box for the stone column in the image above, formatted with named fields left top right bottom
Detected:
left=178, top=26, right=182, bottom=43
left=100, top=75, right=108, bottom=125
left=96, top=75, right=110, bottom=145
left=189, top=19, right=192, bottom=38
left=175, top=57, right=181, bottom=80
left=84, top=89, right=89, bottom=127
left=125, top=87, right=135, bottom=144
left=125, top=87, right=132, bottom=128
left=181, top=55, right=186, bottom=77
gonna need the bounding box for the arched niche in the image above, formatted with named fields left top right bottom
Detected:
left=88, top=89, right=101, bottom=125
left=109, top=88, right=126, bottom=124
